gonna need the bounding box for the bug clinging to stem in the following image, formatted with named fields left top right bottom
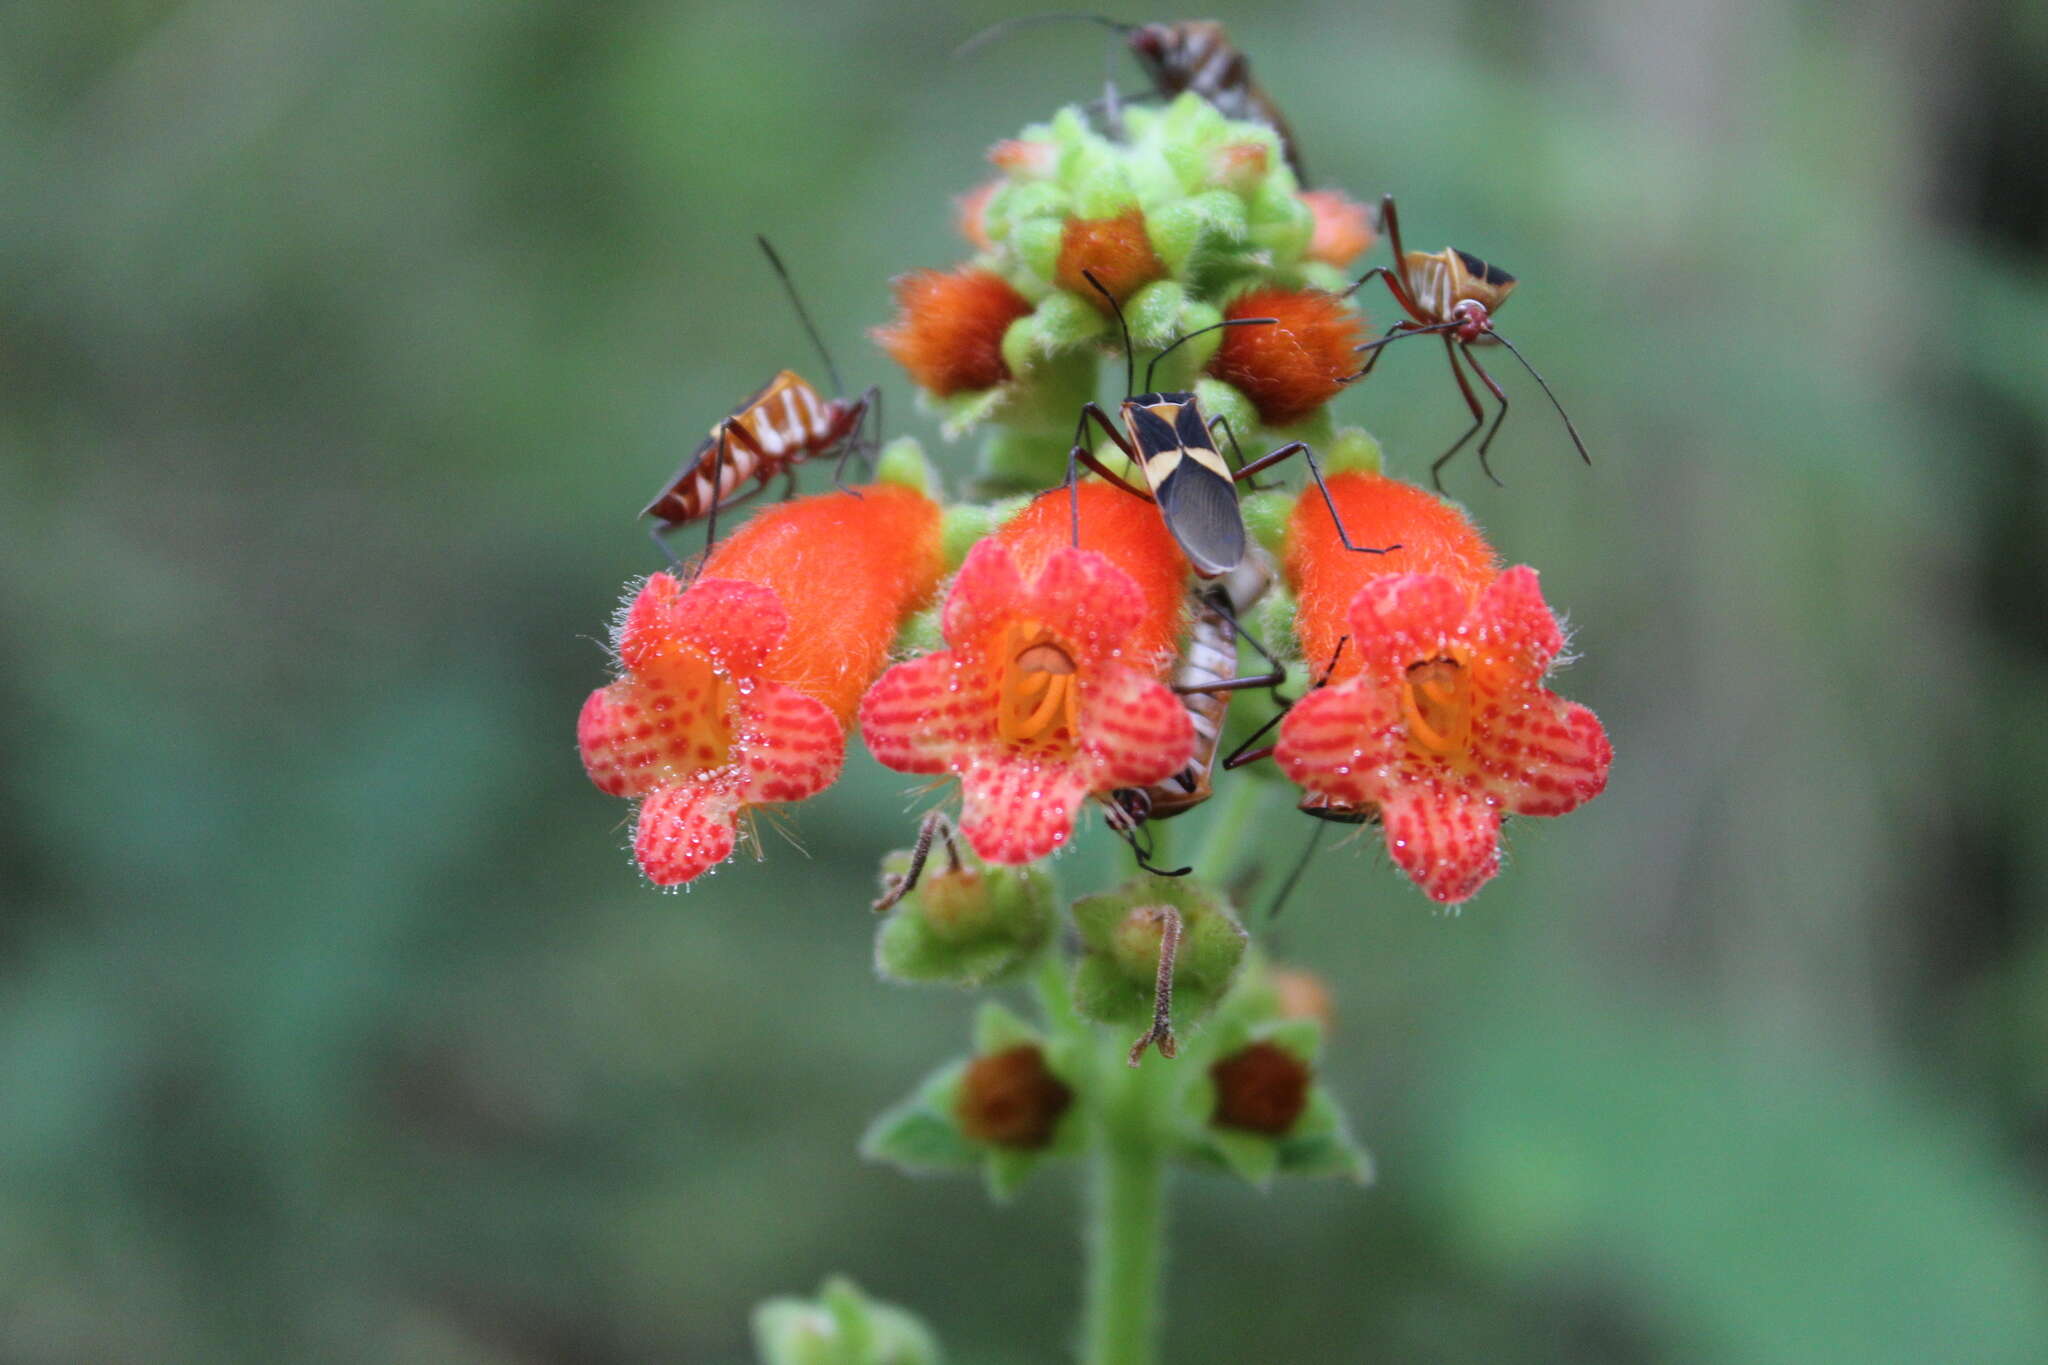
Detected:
left=955, top=15, right=1308, bottom=183
left=1058, top=268, right=1397, bottom=582
left=1345, top=195, right=1590, bottom=491
left=642, top=237, right=880, bottom=567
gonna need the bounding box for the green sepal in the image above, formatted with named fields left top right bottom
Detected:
left=892, top=604, right=943, bottom=659
left=1155, top=89, right=1230, bottom=153
left=1319, top=426, right=1384, bottom=478
left=1240, top=489, right=1291, bottom=560
left=977, top=431, right=1072, bottom=495
left=1022, top=290, right=1109, bottom=358
left=751, top=1276, right=943, bottom=1365
left=1141, top=299, right=1225, bottom=392
left=1208, top=1127, right=1282, bottom=1188
left=1071, top=159, right=1139, bottom=219
left=983, top=1148, right=1040, bottom=1204
left=1191, top=378, right=1259, bottom=447
left=1124, top=279, right=1189, bottom=351
left=939, top=502, right=999, bottom=571
left=874, top=437, right=937, bottom=497
left=1146, top=189, right=1249, bottom=278
left=874, top=854, right=1054, bottom=989
left=973, top=1000, right=1040, bottom=1054
left=987, top=179, right=1071, bottom=240
left=1274, top=1090, right=1375, bottom=1183
left=1247, top=174, right=1313, bottom=263
left=1297, top=261, right=1353, bottom=294
left=931, top=383, right=1011, bottom=441
left=860, top=1059, right=980, bottom=1173
left=1009, top=216, right=1065, bottom=284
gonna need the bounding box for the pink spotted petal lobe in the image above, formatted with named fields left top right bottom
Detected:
left=1344, top=573, right=1472, bottom=687
left=957, top=754, right=1095, bottom=864
left=1471, top=565, right=1564, bottom=675
left=736, top=683, right=846, bottom=805
left=1477, top=697, right=1612, bottom=817
left=1027, top=547, right=1151, bottom=672
left=1075, top=666, right=1197, bottom=789
left=579, top=684, right=668, bottom=798
left=634, top=779, right=744, bottom=886
left=941, top=538, right=1030, bottom=647
left=1380, top=780, right=1503, bottom=905
left=660, top=577, right=787, bottom=676
left=860, top=652, right=999, bottom=775
left=1273, top=680, right=1405, bottom=809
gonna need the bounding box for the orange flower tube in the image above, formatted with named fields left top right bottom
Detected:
left=580, top=485, right=944, bottom=886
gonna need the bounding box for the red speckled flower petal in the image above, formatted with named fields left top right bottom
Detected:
left=1470, top=566, right=1564, bottom=675
left=940, top=539, right=1030, bottom=649
left=737, top=683, right=845, bottom=806
left=957, top=754, right=1093, bottom=864
left=615, top=573, right=684, bottom=670
left=634, top=779, right=744, bottom=886
left=1030, top=547, right=1150, bottom=674
left=1473, top=696, right=1612, bottom=817
left=661, top=577, right=786, bottom=677
left=1379, top=778, right=1503, bottom=905
left=860, top=651, right=1000, bottom=775
left=1273, top=680, right=1406, bottom=809
left=1076, top=666, right=1196, bottom=789
left=579, top=683, right=669, bottom=798
left=1343, top=573, right=1471, bottom=687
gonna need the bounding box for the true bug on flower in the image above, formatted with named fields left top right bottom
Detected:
left=957, top=16, right=1308, bottom=182
left=643, top=237, right=879, bottom=564
left=1061, top=270, right=1396, bottom=581
left=1346, top=195, right=1590, bottom=490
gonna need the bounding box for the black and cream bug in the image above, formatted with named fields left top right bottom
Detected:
left=643, top=237, right=878, bottom=565
left=1346, top=195, right=1589, bottom=489
left=1060, top=270, right=1396, bottom=581
left=957, top=17, right=1308, bottom=183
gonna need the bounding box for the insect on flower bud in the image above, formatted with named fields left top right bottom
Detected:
left=874, top=814, right=1054, bottom=987
left=1069, top=877, right=1247, bottom=1033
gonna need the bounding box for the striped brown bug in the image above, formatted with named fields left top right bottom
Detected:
left=1346, top=195, right=1590, bottom=490
left=643, top=237, right=877, bottom=563
left=957, top=17, right=1308, bottom=183
left=1062, top=270, right=1395, bottom=580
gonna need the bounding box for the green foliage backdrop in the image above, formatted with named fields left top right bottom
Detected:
left=3, top=2, right=2045, bottom=1361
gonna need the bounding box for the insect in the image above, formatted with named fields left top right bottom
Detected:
left=956, top=17, right=1308, bottom=182
left=1105, top=562, right=1285, bottom=838
left=1062, top=269, right=1395, bottom=580
left=1346, top=195, right=1590, bottom=490
left=643, top=237, right=878, bottom=564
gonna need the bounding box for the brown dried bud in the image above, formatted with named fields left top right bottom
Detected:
left=1210, top=1041, right=1312, bottom=1136
left=955, top=1044, right=1073, bottom=1149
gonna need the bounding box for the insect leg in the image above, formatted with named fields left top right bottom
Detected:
left=694, top=425, right=736, bottom=580
left=832, top=387, right=883, bottom=489
left=1265, top=820, right=1328, bottom=920
left=872, top=810, right=964, bottom=914
left=1064, top=402, right=1149, bottom=547
left=1235, top=440, right=1399, bottom=555
left=1219, top=633, right=1348, bottom=770
left=1459, top=342, right=1513, bottom=486
left=1208, top=412, right=1280, bottom=491
left=1430, top=338, right=1492, bottom=491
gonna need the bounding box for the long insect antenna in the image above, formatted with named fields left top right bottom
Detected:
left=1082, top=268, right=1137, bottom=397
left=1345, top=320, right=1460, bottom=380
left=755, top=235, right=845, bottom=397
left=1144, top=316, right=1278, bottom=391
left=953, top=12, right=1133, bottom=59
left=1490, top=331, right=1592, bottom=466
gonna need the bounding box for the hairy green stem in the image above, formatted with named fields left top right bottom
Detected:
left=1081, top=1050, right=1170, bottom=1365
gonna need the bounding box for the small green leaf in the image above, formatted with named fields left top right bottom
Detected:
left=972, top=1001, right=1039, bottom=1054
left=1209, top=1128, right=1280, bottom=1188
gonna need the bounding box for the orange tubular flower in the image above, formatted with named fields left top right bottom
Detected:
left=1055, top=208, right=1165, bottom=309
left=580, top=486, right=944, bottom=886
left=874, top=267, right=1033, bottom=398
left=859, top=483, right=1192, bottom=864
left=1275, top=474, right=1610, bottom=904
left=1207, top=288, right=1362, bottom=427
left=1300, top=189, right=1376, bottom=267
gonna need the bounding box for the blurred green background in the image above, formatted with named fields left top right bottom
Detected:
left=5, top=2, right=2047, bottom=1361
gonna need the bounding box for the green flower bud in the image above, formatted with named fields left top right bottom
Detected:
left=874, top=835, right=1054, bottom=989
left=874, top=436, right=937, bottom=497
left=1239, top=489, right=1292, bottom=561
left=1319, top=426, right=1385, bottom=478
left=892, top=603, right=943, bottom=660
left=1070, top=876, right=1247, bottom=1030
left=1247, top=174, right=1314, bottom=263
left=1124, top=279, right=1190, bottom=350
left=752, top=1276, right=942, bottom=1365
left=1145, top=190, right=1248, bottom=277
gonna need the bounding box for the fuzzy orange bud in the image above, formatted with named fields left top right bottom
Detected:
left=998, top=481, right=1188, bottom=665
left=1300, top=189, right=1376, bottom=267
left=701, top=483, right=946, bottom=722
left=874, top=267, right=1033, bottom=398
left=1283, top=471, right=1499, bottom=685
left=1055, top=209, right=1166, bottom=310
left=1208, top=288, right=1362, bottom=427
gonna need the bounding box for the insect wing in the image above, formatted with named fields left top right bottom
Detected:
left=1154, top=458, right=1245, bottom=577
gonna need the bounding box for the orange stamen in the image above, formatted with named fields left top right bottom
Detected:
left=1401, top=657, right=1471, bottom=757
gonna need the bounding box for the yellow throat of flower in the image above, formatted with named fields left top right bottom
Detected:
left=997, top=621, right=1080, bottom=753
left=1402, top=657, right=1474, bottom=760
